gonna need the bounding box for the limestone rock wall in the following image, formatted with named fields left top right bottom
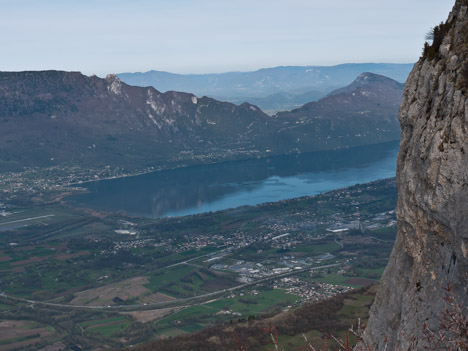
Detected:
left=361, top=1, right=468, bottom=349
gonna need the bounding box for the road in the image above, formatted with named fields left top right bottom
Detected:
left=334, top=237, right=344, bottom=248
left=362, top=232, right=393, bottom=243
left=0, top=263, right=340, bottom=312
left=162, top=247, right=229, bottom=270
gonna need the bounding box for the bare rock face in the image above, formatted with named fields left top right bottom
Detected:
left=361, top=0, right=468, bottom=350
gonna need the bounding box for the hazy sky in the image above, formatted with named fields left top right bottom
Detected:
left=0, top=0, right=455, bottom=76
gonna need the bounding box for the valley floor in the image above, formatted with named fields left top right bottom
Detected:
left=0, top=178, right=396, bottom=350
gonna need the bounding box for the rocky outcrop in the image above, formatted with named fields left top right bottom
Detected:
left=361, top=0, right=468, bottom=349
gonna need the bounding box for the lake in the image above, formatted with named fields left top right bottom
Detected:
left=67, top=141, right=399, bottom=218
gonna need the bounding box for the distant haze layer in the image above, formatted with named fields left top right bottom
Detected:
left=118, top=63, right=412, bottom=97
left=118, top=63, right=413, bottom=111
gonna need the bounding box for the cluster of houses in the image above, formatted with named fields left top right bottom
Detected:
left=275, top=276, right=352, bottom=302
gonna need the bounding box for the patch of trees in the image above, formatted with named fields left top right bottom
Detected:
left=95, top=250, right=151, bottom=269
left=238, top=297, right=258, bottom=305
left=423, top=21, right=453, bottom=61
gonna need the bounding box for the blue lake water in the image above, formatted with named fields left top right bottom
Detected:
left=67, top=141, right=399, bottom=218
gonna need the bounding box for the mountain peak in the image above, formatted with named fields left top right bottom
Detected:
left=105, top=74, right=123, bottom=95
left=354, top=72, right=394, bottom=84
left=105, top=73, right=118, bottom=80
left=325, top=72, right=404, bottom=99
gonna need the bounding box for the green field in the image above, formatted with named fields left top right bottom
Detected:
left=180, top=324, right=205, bottom=332
left=0, top=335, right=39, bottom=346
left=0, top=303, right=12, bottom=311
left=2, top=246, right=56, bottom=263
left=80, top=316, right=127, bottom=328
left=145, top=265, right=203, bottom=296
left=160, top=327, right=189, bottom=337
left=78, top=316, right=130, bottom=337
left=156, top=288, right=301, bottom=337
left=158, top=305, right=214, bottom=326
left=88, top=320, right=131, bottom=337
left=357, top=266, right=386, bottom=278
left=294, top=242, right=341, bottom=255
left=207, top=289, right=300, bottom=315
left=145, top=264, right=235, bottom=298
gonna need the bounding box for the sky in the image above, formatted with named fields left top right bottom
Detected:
left=0, top=0, right=455, bottom=76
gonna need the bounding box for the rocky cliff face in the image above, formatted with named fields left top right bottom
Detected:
left=361, top=1, right=468, bottom=349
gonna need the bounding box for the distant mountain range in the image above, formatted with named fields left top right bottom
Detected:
left=0, top=71, right=403, bottom=171
left=118, top=63, right=413, bottom=112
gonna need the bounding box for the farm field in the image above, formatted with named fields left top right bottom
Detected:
left=145, top=264, right=239, bottom=299
left=155, top=288, right=301, bottom=338
left=0, top=320, right=57, bottom=350
left=79, top=316, right=131, bottom=337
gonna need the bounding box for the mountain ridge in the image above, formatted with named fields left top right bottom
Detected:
left=325, top=72, right=405, bottom=98
left=117, top=63, right=413, bottom=112
left=0, top=70, right=271, bottom=171
left=0, top=71, right=403, bottom=173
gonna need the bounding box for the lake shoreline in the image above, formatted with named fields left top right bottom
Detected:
left=67, top=140, right=401, bottom=187
left=66, top=141, right=399, bottom=219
